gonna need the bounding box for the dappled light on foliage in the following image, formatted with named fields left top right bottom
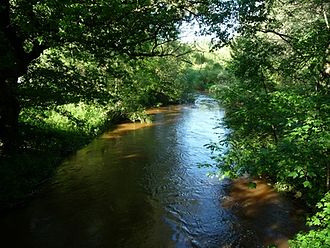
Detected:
left=210, top=0, right=329, bottom=245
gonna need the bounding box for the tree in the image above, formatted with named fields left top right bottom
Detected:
left=0, top=0, right=192, bottom=151
left=207, top=1, right=329, bottom=242
left=211, top=0, right=329, bottom=200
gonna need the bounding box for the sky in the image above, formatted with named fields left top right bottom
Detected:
left=179, top=21, right=214, bottom=44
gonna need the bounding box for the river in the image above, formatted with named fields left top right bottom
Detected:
left=0, top=95, right=302, bottom=247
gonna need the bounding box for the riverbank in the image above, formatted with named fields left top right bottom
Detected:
left=0, top=110, right=122, bottom=211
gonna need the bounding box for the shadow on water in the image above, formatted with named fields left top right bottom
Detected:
left=0, top=95, right=304, bottom=248
left=222, top=178, right=305, bottom=248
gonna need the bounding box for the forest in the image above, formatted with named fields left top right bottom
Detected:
left=0, top=0, right=329, bottom=247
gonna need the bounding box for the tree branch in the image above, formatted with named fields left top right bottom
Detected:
left=256, top=29, right=295, bottom=43
left=323, top=9, right=329, bottom=29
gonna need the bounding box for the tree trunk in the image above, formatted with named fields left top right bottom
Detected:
left=0, top=78, right=20, bottom=153
left=1, top=0, right=47, bottom=153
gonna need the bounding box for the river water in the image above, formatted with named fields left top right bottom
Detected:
left=0, top=95, right=301, bottom=247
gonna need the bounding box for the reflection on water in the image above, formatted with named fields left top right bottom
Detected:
left=0, top=95, right=301, bottom=248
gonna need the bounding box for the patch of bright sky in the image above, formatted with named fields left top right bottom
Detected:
left=179, top=20, right=215, bottom=44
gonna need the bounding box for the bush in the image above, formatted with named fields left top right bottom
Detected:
left=289, top=192, right=330, bottom=248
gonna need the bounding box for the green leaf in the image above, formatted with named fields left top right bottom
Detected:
left=247, top=181, right=257, bottom=189
left=303, top=181, right=312, bottom=189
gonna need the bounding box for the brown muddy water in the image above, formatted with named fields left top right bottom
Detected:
left=0, top=95, right=303, bottom=247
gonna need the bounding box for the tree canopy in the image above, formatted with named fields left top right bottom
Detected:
left=209, top=0, right=329, bottom=245
left=0, top=0, right=274, bottom=150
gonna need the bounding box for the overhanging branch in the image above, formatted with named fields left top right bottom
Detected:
left=256, top=29, right=295, bottom=46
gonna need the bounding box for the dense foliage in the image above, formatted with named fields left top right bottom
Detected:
left=182, top=42, right=230, bottom=91
left=209, top=0, right=329, bottom=245
left=0, top=0, right=195, bottom=151
left=289, top=192, right=330, bottom=248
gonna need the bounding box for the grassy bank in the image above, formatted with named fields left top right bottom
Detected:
left=0, top=103, right=119, bottom=210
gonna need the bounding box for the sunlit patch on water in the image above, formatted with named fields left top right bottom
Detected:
left=101, top=106, right=183, bottom=139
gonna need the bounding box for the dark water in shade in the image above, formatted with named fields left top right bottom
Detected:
left=0, top=95, right=301, bottom=248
